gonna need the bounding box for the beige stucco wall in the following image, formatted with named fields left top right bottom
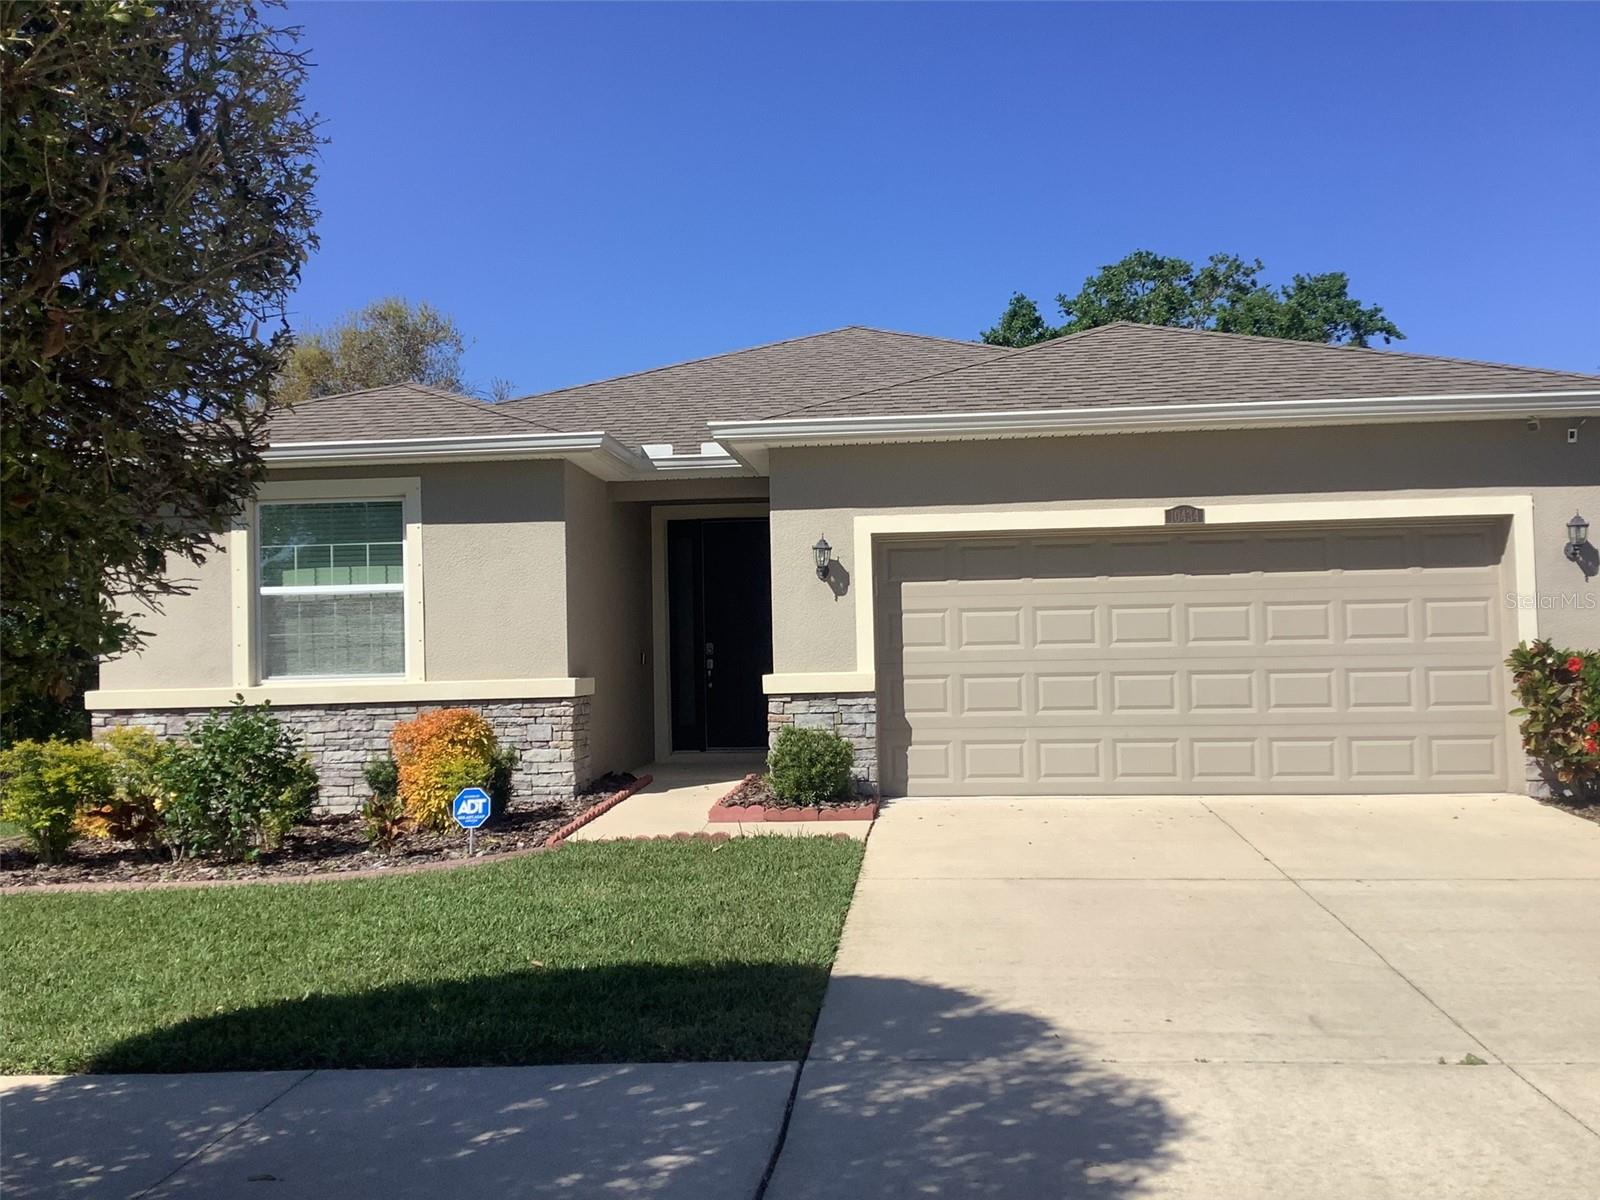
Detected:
left=94, top=419, right=1599, bottom=724
left=609, top=476, right=768, bottom=504
left=564, top=465, right=654, bottom=773
left=404, top=460, right=568, bottom=681
left=769, top=420, right=1600, bottom=674
left=100, top=548, right=236, bottom=691
left=99, top=459, right=572, bottom=691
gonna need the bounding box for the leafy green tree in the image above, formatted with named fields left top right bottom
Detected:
left=274, top=297, right=473, bottom=404
left=1, top=0, right=321, bottom=739
left=980, top=292, right=1055, bottom=348
left=1217, top=270, right=1407, bottom=346
left=982, top=250, right=1403, bottom=348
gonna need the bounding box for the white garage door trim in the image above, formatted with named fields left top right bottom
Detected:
left=843, top=495, right=1537, bottom=687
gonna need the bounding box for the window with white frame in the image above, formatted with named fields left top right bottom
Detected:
left=257, top=500, right=406, bottom=678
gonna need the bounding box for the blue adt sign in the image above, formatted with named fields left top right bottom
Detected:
left=451, top=787, right=492, bottom=830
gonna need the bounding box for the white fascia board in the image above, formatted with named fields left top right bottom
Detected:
left=263, top=431, right=647, bottom=480
left=708, top=390, right=1600, bottom=471
left=643, top=450, right=748, bottom=473
left=639, top=441, right=750, bottom=474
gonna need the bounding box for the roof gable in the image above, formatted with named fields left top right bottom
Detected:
left=498, top=326, right=1008, bottom=450
left=265, top=382, right=555, bottom=446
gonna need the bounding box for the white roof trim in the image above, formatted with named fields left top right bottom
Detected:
left=264, top=429, right=759, bottom=481
left=263, top=430, right=648, bottom=480
left=642, top=442, right=745, bottom=473
left=708, top=390, right=1600, bottom=470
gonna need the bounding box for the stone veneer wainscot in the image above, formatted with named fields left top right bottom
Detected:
left=767, top=692, right=877, bottom=796
left=92, top=697, right=592, bottom=813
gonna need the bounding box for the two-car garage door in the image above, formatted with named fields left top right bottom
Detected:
left=876, top=522, right=1513, bottom=795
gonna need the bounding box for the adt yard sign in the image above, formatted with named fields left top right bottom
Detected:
left=452, top=787, right=492, bottom=829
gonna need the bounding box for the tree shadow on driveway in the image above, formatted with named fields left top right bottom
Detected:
left=766, top=973, right=1183, bottom=1198
left=3, top=968, right=1182, bottom=1198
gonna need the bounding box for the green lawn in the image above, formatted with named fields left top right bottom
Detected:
left=0, top=837, right=864, bottom=1074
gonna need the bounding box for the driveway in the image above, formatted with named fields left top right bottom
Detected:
left=765, top=793, right=1600, bottom=1199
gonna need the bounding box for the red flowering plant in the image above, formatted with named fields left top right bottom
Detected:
left=1506, top=641, right=1600, bottom=802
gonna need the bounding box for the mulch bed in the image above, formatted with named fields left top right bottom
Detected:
left=708, top=773, right=878, bottom=822
left=0, top=773, right=640, bottom=890
left=718, top=773, right=780, bottom=809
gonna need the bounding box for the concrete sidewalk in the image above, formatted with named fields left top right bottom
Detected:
left=766, top=793, right=1600, bottom=1199
left=571, top=756, right=870, bottom=841
left=1, top=1063, right=797, bottom=1199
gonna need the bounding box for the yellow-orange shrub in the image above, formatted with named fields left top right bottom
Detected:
left=75, top=726, right=169, bottom=846
left=391, top=708, right=499, bottom=831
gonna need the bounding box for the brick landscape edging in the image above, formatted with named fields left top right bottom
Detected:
left=706, top=773, right=879, bottom=823
left=0, top=776, right=652, bottom=895
left=542, top=774, right=654, bottom=847
left=708, top=802, right=878, bottom=823
left=0, top=843, right=555, bottom=895
left=609, top=831, right=858, bottom=843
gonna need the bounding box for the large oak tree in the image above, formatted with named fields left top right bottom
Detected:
left=1, top=0, right=321, bottom=738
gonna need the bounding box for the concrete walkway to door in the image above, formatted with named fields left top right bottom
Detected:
left=765, top=793, right=1600, bottom=1199
left=569, top=755, right=871, bottom=841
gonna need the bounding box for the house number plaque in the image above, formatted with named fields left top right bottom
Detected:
left=1164, top=504, right=1206, bottom=525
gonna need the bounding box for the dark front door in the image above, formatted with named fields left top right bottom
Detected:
left=667, top=517, right=772, bottom=750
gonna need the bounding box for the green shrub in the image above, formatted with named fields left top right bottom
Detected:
left=1507, top=640, right=1600, bottom=802
left=0, top=739, right=115, bottom=862
left=1581, top=655, right=1600, bottom=729
left=488, top=745, right=517, bottom=817
left=159, top=700, right=318, bottom=859
left=363, top=754, right=400, bottom=803
left=77, top=727, right=170, bottom=847
left=767, top=725, right=855, bottom=807
left=360, top=755, right=406, bottom=851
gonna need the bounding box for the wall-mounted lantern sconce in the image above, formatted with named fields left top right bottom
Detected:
left=813, top=536, right=832, bottom=581
left=1565, top=511, right=1590, bottom=564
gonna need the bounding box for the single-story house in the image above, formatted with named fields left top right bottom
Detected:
left=89, top=323, right=1600, bottom=807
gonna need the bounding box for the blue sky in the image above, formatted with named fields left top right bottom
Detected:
left=285, top=1, right=1599, bottom=396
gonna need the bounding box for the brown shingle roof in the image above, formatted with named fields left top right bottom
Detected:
left=499, top=326, right=1008, bottom=450
left=769, top=323, right=1600, bottom=421
left=265, top=382, right=556, bottom=446
left=260, top=327, right=1599, bottom=453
